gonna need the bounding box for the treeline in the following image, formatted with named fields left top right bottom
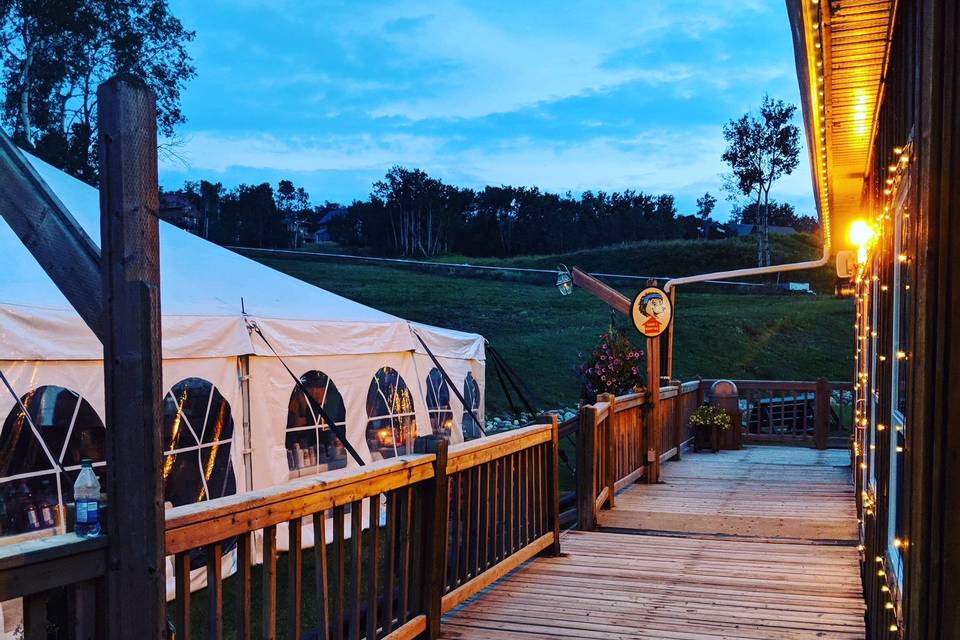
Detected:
left=329, top=166, right=689, bottom=258
left=164, top=165, right=818, bottom=258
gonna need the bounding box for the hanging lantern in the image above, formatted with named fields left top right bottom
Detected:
left=556, top=264, right=573, bottom=296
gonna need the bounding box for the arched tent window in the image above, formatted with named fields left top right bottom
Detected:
left=366, top=367, right=416, bottom=460
left=425, top=368, right=453, bottom=438
left=0, top=386, right=105, bottom=536
left=462, top=373, right=482, bottom=441
left=163, top=378, right=237, bottom=568
left=162, top=378, right=236, bottom=507
left=286, top=371, right=347, bottom=475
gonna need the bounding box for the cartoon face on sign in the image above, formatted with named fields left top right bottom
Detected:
left=631, top=286, right=672, bottom=338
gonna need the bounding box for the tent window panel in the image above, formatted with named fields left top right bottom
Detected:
left=285, top=371, right=347, bottom=474
left=366, top=367, right=416, bottom=460
left=0, top=386, right=106, bottom=536
left=202, top=387, right=234, bottom=444
left=425, top=368, right=453, bottom=438
left=462, top=373, right=482, bottom=441
left=162, top=378, right=238, bottom=569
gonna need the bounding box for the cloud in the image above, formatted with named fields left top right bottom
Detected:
left=161, top=127, right=726, bottom=196
left=160, top=131, right=448, bottom=173
left=334, top=1, right=758, bottom=121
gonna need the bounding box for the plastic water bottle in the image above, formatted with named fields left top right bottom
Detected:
left=74, top=459, right=101, bottom=538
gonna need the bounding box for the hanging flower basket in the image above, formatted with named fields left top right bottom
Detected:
left=577, top=326, right=646, bottom=401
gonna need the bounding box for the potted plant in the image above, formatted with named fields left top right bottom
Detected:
left=577, top=325, right=646, bottom=402
left=689, top=404, right=731, bottom=453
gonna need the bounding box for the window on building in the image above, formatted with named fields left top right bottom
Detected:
left=0, top=386, right=105, bottom=536
left=425, top=368, right=453, bottom=438
left=285, top=371, right=347, bottom=475
left=365, top=367, right=416, bottom=460
left=462, top=373, right=482, bottom=441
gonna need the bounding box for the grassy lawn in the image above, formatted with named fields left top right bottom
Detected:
left=250, top=255, right=855, bottom=415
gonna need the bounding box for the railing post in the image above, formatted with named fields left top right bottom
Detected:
left=415, top=435, right=449, bottom=639
left=597, top=394, right=616, bottom=509
left=576, top=406, right=597, bottom=531
left=98, top=74, right=166, bottom=638
left=815, top=378, right=830, bottom=450
left=536, top=414, right=562, bottom=556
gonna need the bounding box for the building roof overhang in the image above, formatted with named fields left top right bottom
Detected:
left=786, top=0, right=895, bottom=252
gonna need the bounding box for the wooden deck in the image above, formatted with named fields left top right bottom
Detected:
left=440, top=446, right=865, bottom=639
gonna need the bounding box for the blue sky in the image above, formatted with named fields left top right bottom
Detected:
left=161, top=0, right=815, bottom=220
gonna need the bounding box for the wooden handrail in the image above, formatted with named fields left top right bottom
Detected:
left=166, top=454, right=435, bottom=554
left=446, top=423, right=552, bottom=473
left=0, top=534, right=106, bottom=600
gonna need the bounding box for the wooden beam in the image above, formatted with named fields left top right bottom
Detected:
left=97, top=75, right=166, bottom=639
left=0, top=130, right=104, bottom=341
left=570, top=267, right=630, bottom=316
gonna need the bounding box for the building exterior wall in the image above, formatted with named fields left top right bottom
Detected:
left=853, top=0, right=960, bottom=637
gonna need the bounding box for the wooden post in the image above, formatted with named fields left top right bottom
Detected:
left=536, top=414, right=562, bottom=556
left=814, top=377, right=829, bottom=450
left=575, top=406, right=597, bottom=531
left=646, top=319, right=661, bottom=484
left=414, top=435, right=449, bottom=640
left=597, top=394, right=616, bottom=509
left=97, top=75, right=166, bottom=638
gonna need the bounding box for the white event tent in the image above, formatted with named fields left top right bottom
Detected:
left=0, top=153, right=485, bottom=568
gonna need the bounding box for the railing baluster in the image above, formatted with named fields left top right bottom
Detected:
left=207, top=542, right=224, bottom=640
left=174, top=552, right=192, bottom=640
left=366, top=496, right=380, bottom=640
left=332, top=506, right=345, bottom=640
left=23, top=592, right=47, bottom=640
left=312, top=512, right=329, bottom=640
left=525, top=447, right=532, bottom=544
left=288, top=520, right=302, bottom=640
left=262, top=524, right=278, bottom=640
left=399, top=486, right=412, bottom=624
left=472, top=464, right=481, bottom=577
left=350, top=503, right=363, bottom=640
left=461, top=470, right=470, bottom=582
left=480, top=461, right=494, bottom=570
left=383, top=493, right=396, bottom=635
left=232, top=532, right=251, bottom=640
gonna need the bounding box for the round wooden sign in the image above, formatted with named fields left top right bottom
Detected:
left=631, top=286, right=672, bottom=338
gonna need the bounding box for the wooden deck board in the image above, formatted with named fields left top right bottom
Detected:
left=441, top=446, right=865, bottom=639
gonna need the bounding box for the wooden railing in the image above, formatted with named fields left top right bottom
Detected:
left=0, top=419, right=560, bottom=640
left=574, top=382, right=702, bottom=531
left=0, top=533, right=106, bottom=639
left=701, top=378, right=854, bottom=448
left=0, top=376, right=855, bottom=636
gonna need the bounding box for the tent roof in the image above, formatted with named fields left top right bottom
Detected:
left=0, top=152, right=484, bottom=362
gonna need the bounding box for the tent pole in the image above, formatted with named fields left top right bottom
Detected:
left=239, top=355, right=254, bottom=492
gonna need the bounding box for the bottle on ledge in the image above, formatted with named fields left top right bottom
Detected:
left=74, top=459, right=100, bottom=538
